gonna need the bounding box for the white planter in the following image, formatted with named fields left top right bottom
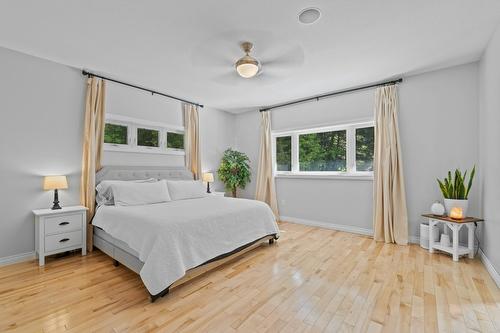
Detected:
left=444, top=199, right=469, bottom=217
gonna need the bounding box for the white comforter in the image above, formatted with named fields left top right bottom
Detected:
left=92, top=196, right=279, bottom=295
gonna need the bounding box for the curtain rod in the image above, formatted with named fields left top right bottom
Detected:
left=259, top=78, right=403, bottom=112
left=82, top=70, right=204, bottom=108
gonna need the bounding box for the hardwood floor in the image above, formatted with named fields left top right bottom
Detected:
left=1, top=222, right=499, bottom=333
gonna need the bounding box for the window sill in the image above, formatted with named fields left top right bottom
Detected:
left=104, top=145, right=185, bottom=156
left=274, top=173, right=373, bottom=181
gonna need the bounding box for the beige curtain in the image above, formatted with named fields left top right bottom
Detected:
left=80, top=77, right=106, bottom=252
left=184, top=103, right=201, bottom=180
left=255, top=111, right=280, bottom=219
left=373, top=85, right=408, bottom=245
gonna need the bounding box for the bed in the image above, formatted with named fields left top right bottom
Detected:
left=92, top=166, right=280, bottom=302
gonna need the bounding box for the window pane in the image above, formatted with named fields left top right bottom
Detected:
left=137, top=128, right=159, bottom=147
left=104, top=123, right=127, bottom=145
left=276, top=136, right=292, bottom=171
left=299, top=130, right=346, bottom=171
left=356, top=127, right=374, bottom=172
left=167, top=132, right=184, bottom=150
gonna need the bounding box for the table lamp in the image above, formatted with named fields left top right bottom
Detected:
left=202, top=172, right=214, bottom=193
left=43, top=175, right=68, bottom=210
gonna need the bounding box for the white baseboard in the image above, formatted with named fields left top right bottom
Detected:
left=0, top=251, right=35, bottom=266
left=281, top=216, right=373, bottom=236
left=479, top=249, right=500, bottom=288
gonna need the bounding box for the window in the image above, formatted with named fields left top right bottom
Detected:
left=137, top=127, right=159, bottom=148
left=167, top=132, right=184, bottom=150
left=104, top=123, right=128, bottom=145
left=276, top=136, right=291, bottom=171
left=103, top=114, right=185, bottom=155
left=273, top=121, right=374, bottom=178
left=355, top=127, right=374, bottom=172
left=299, top=130, right=346, bottom=172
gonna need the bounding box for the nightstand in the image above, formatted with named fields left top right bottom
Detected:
left=422, top=214, right=484, bottom=262
left=33, top=206, right=88, bottom=266
left=210, top=191, right=225, bottom=197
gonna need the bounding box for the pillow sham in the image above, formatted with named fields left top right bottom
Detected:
left=96, top=178, right=157, bottom=206
left=166, top=180, right=207, bottom=201
left=112, top=180, right=171, bottom=206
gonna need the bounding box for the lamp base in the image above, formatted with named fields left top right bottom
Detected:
left=51, top=189, right=62, bottom=210
left=206, top=182, right=211, bottom=194
left=51, top=203, right=62, bottom=210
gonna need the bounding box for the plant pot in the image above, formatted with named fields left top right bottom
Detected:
left=443, top=199, right=468, bottom=218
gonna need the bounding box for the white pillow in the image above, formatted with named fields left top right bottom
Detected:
left=96, top=178, right=157, bottom=206
left=166, top=180, right=206, bottom=201
left=112, top=180, right=171, bottom=206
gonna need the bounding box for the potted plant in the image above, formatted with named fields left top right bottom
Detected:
left=437, top=166, right=475, bottom=218
left=218, top=148, right=251, bottom=198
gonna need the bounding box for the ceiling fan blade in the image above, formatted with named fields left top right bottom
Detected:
left=212, top=71, right=244, bottom=86
left=260, top=45, right=305, bottom=70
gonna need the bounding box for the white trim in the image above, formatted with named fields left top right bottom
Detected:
left=0, top=251, right=35, bottom=266
left=104, top=113, right=185, bottom=155
left=272, top=120, right=374, bottom=177
left=275, top=173, right=373, bottom=181
left=281, top=216, right=373, bottom=236
left=479, top=249, right=500, bottom=288
left=104, top=145, right=185, bottom=156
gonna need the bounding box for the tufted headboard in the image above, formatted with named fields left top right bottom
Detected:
left=96, top=166, right=194, bottom=185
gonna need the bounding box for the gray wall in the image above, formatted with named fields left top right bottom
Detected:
left=101, top=82, right=235, bottom=191
left=102, top=82, right=185, bottom=167
left=0, top=46, right=235, bottom=259
left=0, top=47, right=86, bottom=258
left=272, top=89, right=374, bottom=232
left=234, top=62, right=479, bottom=240
left=479, top=24, right=500, bottom=275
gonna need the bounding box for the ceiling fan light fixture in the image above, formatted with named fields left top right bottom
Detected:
left=235, top=56, right=259, bottom=78
left=235, top=42, right=260, bottom=78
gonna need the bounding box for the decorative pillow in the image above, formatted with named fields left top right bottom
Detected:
left=166, top=180, right=207, bottom=201
left=112, top=180, right=171, bottom=206
left=96, top=178, right=157, bottom=206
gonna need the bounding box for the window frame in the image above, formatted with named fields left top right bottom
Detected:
left=135, top=125, right=162, bottom=151
left=103, top=113, right=185, bottom=156
left=103, top=120, right=131, bottom=148
left=165, top=130, right=185, bottom=152
left=272, top=120, right=374, bottom=179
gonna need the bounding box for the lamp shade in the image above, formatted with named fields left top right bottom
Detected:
left=202, top=172, right=214, bottom=183
left=43, top=175, right=68, bottom=191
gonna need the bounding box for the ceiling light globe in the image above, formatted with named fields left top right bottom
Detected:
left=236, top=63, right=259, bottom=78
left=235, top=55, right=259, bottom=78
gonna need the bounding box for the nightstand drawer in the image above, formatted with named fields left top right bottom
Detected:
left=45, top=213, right=83, bottom=235
left=45, top=230, right=82, bottom=252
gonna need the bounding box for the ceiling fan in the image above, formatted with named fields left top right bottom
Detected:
left=191, top=34, right=304, bottom=85
left=235, top=42, right=260, bottom=78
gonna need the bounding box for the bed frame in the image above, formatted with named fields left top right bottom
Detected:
left=93, top=166, right=278, bottom=302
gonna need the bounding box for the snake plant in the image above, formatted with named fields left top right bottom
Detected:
left=437, top=166, right=475, bottom=200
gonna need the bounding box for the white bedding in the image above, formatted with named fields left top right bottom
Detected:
left=92, top=196, right=279, bottom=295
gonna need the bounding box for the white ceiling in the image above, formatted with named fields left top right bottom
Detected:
left=1, top=0, right=500, bottom=113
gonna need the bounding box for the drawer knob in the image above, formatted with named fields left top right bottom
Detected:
left=59, top=222, right=70, bottom=226
left=59, top=238, right=70, bottom=243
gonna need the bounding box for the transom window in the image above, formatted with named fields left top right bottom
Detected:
left=273, top=121, right=374, bottom=177
left=103, top=114, right=185, bottom=155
